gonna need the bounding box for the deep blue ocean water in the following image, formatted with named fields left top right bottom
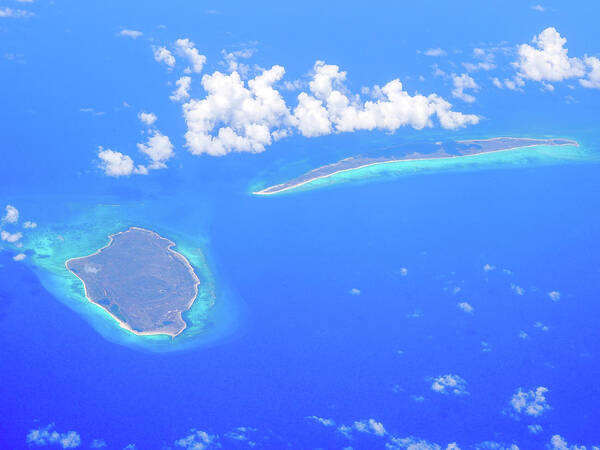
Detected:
left=1, top=140, right=599, bottom=448
left=2, top=0, right=600, bottom=448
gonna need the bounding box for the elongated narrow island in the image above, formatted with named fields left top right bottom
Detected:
left=253, top=137, right=579, bottom=195
left=66, top=227, right=200, bottom=337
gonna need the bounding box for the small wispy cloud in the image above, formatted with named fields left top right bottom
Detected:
left=0, top=7, right=34, bottom=18
left=119, top=29, right=143, bottom=39
left=423, top=48, right=447, bottom=57
left=431, top=374, right=468, bottom=395
left=458, top=301, right=474, bottom=314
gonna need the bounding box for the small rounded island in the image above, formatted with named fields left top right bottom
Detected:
left=65, top=227, right=200, bottom=337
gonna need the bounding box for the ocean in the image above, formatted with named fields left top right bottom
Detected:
left=1, top=128, right=599, bottom=448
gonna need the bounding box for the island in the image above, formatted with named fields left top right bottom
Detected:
left=65, top=227, right=200, bottom=337
left=253, top=137, right=578, bottom=195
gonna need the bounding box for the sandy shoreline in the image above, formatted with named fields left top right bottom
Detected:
left=253, top=140, right=579, bottom=196
left=65, top=226, right=201, bottom=339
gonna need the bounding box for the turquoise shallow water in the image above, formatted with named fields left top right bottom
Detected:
left=253, top=143, right=596, bottom=196
left=16, top=203, right=237, bottom=352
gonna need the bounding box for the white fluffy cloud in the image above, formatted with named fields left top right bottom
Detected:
left=183, top=65, right=293, bottom=156
left=181, top=60, right=479, bottom=156
left=175, top=38, right=206, bottom=74
left=23, top=221, right=37, bottom=228
left=1, top=230, right=23, bottom=243
left=452, top=73, right=479, bottom=103
left=431, top=374, right=468, bottom=395
left=510, top=386, right=550, bottom=417
left=170, top=76, right=192, bottom=102
left=138, top=112, right=157, bottom=126
left=119, top=29, right=142, bottom=39
left=13, top=252, right=27, bottom=261
left=137, top=131, right=174, bottom=169
left=300, top=61, right=479, bottom=135
left=579, top=56, right=600, bottom=88
left=27, top=424, right=81, bottom=448
left=98, top=148, right=146, bottom=177
left=153, top=46, right=175, bottom=68
left=2, top=204, right=19, bottom=223
left=515, top=27, right=585, bottom=86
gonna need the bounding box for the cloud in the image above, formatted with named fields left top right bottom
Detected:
left=451, top=73, right=479, bottom=103
left=183, top=65, right=293, bottom=156
left=483, top=263, right=495, bottom=272
left=1, top=230, right=23, bottom=243
left=528, top=424, right=543, bottom=434
left=475, top=442, right=520, bottom=449
left=300, top=61, right=480, bottom=134
left=519, top=330, right=528, bottom=339
left=423, top=48, right=447, bottom=57
left=119, top=29, right=142, bottom=39
left=170, top=76, right=192, bottom=102
left=458, top=302, right=474, bottom=313
left=221, top=48, right=256, bottom=76
left=515, top=27, right=585, bottom=86
left=2, top=205, right=19, bottom=223
left=349, top=288, right=361, bottom=296
left=510, top=386, right=550, bottom=417
left=548, top=291, right=561, bottom=301
left=511, top=284, right=525, bottom=295
left=152, top=46, right=175, bottom=68
left=181, top=60, right=479, bottom=156
left=387, top=436, right=459, bottom=449
left=534, top=321, right=549, bottom=331
left=400, top=267, right=408, bottom=276
left=23, top=221, right=37, bottom=228
left=90, top=440, right=107, bottom=448
left=580, top=56, right=600, bottom=88
left=492, top=76, right=525, bottom=91
left=84, top=263, right=100, bottom=274
left=97, top=148, right=146, bottom=177
left=138, top=112, right=157, bottom=126
left=174, top=429, right=216, bottom=449
left=431, top=374, right=468, bottom=395
left=175, top=38, right=206, bottom=74
left=13, top=253, right=27, bottom=261
left=136, top=130, right=174, bottom=169
left=27, top=424, right=81, bottom=448
left=306, top=416, right=335, bottom=426
left=79, top=108, right=105, bottom=116
left=531, top=4, right=545, bottom=11
left=0, top=7, right=33, bottom=18
left=353, top=419, right=386, bottom=436
left=463, top=48, right=497, bottom=72
left=548, top=435, right=599, bottom=449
